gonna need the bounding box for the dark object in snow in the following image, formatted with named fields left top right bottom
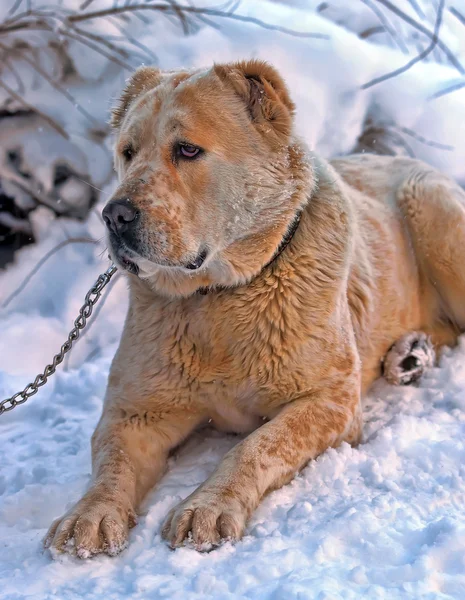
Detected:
left=0, top=111, right=98, bottom=269
left=0, top=184, right=34, bottom=269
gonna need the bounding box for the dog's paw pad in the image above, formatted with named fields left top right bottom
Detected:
left=383, top=332, right=435, bottom=386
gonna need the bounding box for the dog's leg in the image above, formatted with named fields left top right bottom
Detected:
left=382, top=331, right=435, bottom=386
left=162, top=379, right=361, bottom=550
left=44, top=404, right=204, bottom=558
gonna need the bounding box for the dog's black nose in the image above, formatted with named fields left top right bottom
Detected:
left=102, top=200, right=138, bottom=236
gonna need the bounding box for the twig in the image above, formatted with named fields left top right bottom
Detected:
left=0, top=16, right=134, bottom=71
left=405, top=0, right=425, bottom=19
left=389, top=131, right=415, bottom=157
left=67, top=3, right=330, bottom=39
left=106, top=16, right=158, bottom=62
left=166, top=0, right=191, bottom=35
left=429, top=80, right=465, bottom=100
left=0, top=41, right=99, bottom=125
left=0, top=16, right=51, bottom=34
left=361, top=0, right=445, bottom=89
left=359, top=0, right=409, bottom=53
left=0, top=211, right=33, bottom=234
left=7, top=0, right=25, bottom=16
left=79, top=0, right=97, bottom=9
left=2, top=8, right=31, bottom=28
left=1, top=7, right=71, bottom=31
left=132, top=11, right=150, bottom=24
left=395, top=125, right=454, bottom=150
left=0, top=78, right=68, bottom=139
left=0, top=46, right=26, bottom=93
left=449, top=6, right=465, bottom=27
left=191, top=11, right=222, bottom=31
left=63, top=28, right=134, bottom=70
left=1, top=237, right=98, bottom=309
left=0, top=17, right=134, bottom=70
left=371, top=0, right=465, bottom=75
left=69, top=22, right=133, bottom=59
left=74, top=176, right=109, bottom=196
left=360, top=25, right=385, bottom=39
left=0, top=164, right=68, bottom=213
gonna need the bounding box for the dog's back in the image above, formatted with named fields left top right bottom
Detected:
left=331, top=154, right=465, bottom=389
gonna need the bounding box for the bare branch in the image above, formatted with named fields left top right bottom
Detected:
left=1, top=7, right=71, bottom=31
left=0, top=15, right=135, bottom=70
left=429, top=80, right=465, bottom=100
left=166, top=0, right=192, bottom=35
left=0, top=45, right=26, bottom=93
left=0, top=41, right=99, bottom=125
left=191, top=12, right=221, bottom=31
left=0, top=164, right=68, bottom=212
left=359, top=0, right=409, bottom=53
left=0, top=78, right=69, bottom=139
left=63, top=27, right=134, bottom=70
left=405, top=0, right=425, bottom=19
left=1, top=237, right=98, bottom=309
left=360, top=25, right=386, bottom=39
left=0, top=16, right=52, bottom=34
left=79, top=0, right=97, bottom=9
left=73, top=176, right=110, bottom=196
left=449, top=6, right=465, bottom=27
left=0, top=211, right=33, bottom=234
left=371, top=0, right=465, bottom=75
left=132, top=11, right=151, bottom=24
left=184, top=0, right=222, bottom=32
left=395, top=125, right=454, bottom=150
left=67, top=3, right=330, bottom=39
left=106, top=16, right=158, bottom=62
left=8, top=0, right=25, bottom=17
left=362, top=0, right=445, bottom=89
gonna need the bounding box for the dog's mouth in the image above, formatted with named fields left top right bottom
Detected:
left=110, top=238, right=208, bottom=277
left=119, top=253, right=139, bottom=275
left=109, top=241, right=140, bottom=275
left=184, top=248, right=208, bottom=270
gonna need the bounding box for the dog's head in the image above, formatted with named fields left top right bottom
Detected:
left=104, top=60, right=312, bottom=296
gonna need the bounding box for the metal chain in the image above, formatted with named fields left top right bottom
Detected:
left=0, top=264, right=118, bottom=416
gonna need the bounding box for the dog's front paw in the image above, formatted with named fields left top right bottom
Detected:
left=383, top=331, right=435, bottom=385
left=43, top=486, right=137, bottom=559
left=161, top=486, right=248, bottom=551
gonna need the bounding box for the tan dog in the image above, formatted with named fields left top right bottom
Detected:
left=44, top=60, right=465, bottom=558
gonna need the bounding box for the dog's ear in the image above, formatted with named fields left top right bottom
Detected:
left=214, top=60, right=295, bottom=142
left=111, top=66, right=162, bottom=129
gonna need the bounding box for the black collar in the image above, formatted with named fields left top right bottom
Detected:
left=263, top=209, right=302, bottom=270
left=198, top=209, right=302, bottom=296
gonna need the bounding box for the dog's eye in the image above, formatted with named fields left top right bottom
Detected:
left=122, top=145, right=134, bottom=162
left=179, top=143, right=201, bottom=159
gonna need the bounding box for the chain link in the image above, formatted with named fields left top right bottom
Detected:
left=0, top=264, right=118, bottom=416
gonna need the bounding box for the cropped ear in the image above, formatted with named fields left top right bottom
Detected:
left=214, top=60, right=295, bottom=142
left=111, top=66, right=162, bottom=129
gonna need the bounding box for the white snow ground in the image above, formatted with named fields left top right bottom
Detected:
left=1, top=1, right=465, bottom=598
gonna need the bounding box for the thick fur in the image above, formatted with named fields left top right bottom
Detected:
left=44, top=60, right=465, bottom=557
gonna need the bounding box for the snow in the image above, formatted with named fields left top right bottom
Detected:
left=1, top=1, right=465, bottom=598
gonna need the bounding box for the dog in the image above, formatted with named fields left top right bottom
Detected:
left=44, top=60, right=465, bottom=557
